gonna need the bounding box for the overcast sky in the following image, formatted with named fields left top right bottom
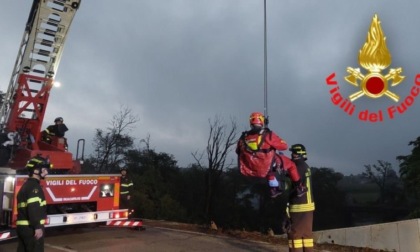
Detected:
left=1, top=0, right=419, bottom=175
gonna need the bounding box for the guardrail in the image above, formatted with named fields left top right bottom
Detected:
left=313, top=218, right=420, bottom=252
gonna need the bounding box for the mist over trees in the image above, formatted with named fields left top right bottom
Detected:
left=397, top=136, right=420, bottom=218
left=80, top=108, right=419, bottom=232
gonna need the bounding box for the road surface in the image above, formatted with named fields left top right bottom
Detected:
left=0, top=225, right=291, bottom=252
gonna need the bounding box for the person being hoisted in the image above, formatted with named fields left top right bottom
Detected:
left=236, top=112, right=307, bottom=198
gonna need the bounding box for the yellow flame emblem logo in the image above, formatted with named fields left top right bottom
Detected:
left=345, top=14, right=405, bottom=102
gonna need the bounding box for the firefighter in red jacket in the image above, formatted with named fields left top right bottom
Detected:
left=16, top=155, right=51, bottom=252
left=283, top=144, right=315, bottom=252
left=236, top=112, right=306, bottom=198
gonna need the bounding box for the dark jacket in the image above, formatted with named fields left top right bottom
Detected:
left=16, top=178, right=47, bottom=229
left=289, top=159, right=315, bottom=213
left=120, top=176, right=133, bottom=196
left=45, top=124, right=68, bottom=137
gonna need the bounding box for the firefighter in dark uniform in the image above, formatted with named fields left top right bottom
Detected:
left=42, top=117, right=68, bottom=140
left=41, top=117, right=68, bottom=148
left=119, top=167, right=134, bottom=217
left=16, top=155, right=51, bottom=252
left=284, top=144, right=315, bottom=252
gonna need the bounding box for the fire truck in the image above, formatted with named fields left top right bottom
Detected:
left=0, top=0, right=142, bottom=241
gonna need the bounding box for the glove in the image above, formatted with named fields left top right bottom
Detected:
left=281, top=217, right=291, bottom=234
left=293, top=181, right=308, bottom=197
left=268, top=175, right=279, bottom=187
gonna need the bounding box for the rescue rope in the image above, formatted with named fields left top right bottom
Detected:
left=263, top=0, right=268, bottom=122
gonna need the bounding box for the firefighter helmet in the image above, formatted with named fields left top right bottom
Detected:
left=249, top=112, right=265, bottom=127
left=289, top=144, right=307, bottom=160
left=54, top=117, right=64, bottom=123
left=26, top=155, right=52, bottom=176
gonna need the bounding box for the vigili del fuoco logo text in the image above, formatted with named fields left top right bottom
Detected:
left=326, top=14, right=420, bottom=123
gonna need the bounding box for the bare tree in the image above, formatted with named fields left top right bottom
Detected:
left=139, top=134, right=152, bottom=152
left=363, top=160, right=397, bottom=203
left=91, top=105, right=139, bottom=173
left=192, top=115, right=238, bottom=220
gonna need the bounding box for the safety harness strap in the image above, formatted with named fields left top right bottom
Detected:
left=240, top=128, right=273, bottom=153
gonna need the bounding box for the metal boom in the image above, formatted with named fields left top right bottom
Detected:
left=0, top=0, right=81, bottom=170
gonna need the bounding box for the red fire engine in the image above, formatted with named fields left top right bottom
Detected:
left=0, top=0, right=142, bottom=241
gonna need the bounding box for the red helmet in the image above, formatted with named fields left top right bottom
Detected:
left=249, top=112, right=265, bottom=126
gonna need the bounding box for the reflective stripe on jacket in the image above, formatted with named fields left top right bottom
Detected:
left=120, top=176, right=133, bottom=195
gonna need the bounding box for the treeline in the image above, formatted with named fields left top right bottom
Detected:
left=78, top=108, right=420, bottom=233
left=82, top=146, right=346, bottom=232
left=81, top=144, right=418, bottom=233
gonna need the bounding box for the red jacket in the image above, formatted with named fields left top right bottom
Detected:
left=237, top=128, right=300, bottom=182
left=236, top=128, right=287, bottom=152
left=237, top=129, right=283, bottom=176
left=277, top=155, right=300, bottom=182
